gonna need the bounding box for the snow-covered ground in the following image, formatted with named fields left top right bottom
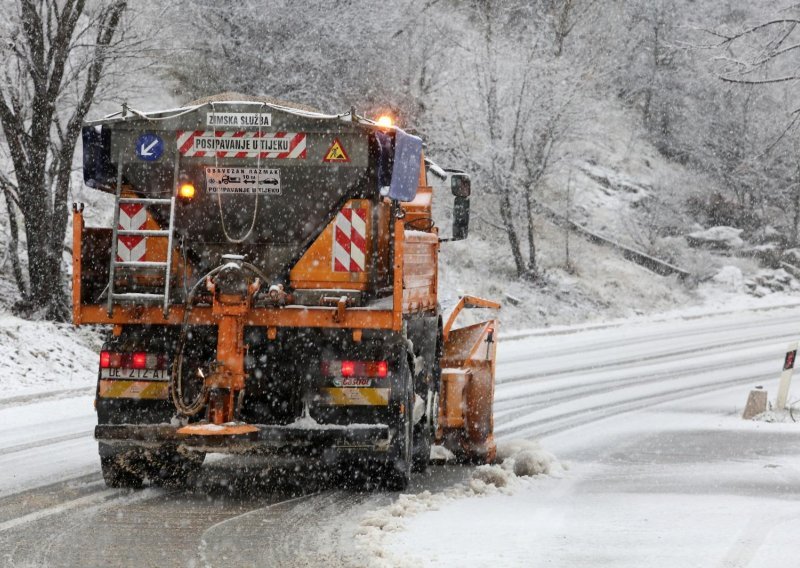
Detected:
left=2, top=300, right=800, bottom=566
left=0, top=312, right=101, bottom=398
left=0, top=394, right=97, bottom=497
left=355, top=305, right=800, bottom=568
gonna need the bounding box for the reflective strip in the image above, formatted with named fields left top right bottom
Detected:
left=332, top=207, right=367, bottom=272
left=321, top=387, right=389, bottom=406
left=98, top=379, right=169, bottom=399
left=177, top=130, right=306, bottom=159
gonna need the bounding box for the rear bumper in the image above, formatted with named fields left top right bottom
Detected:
left=95, top=422, right=392, bottom=456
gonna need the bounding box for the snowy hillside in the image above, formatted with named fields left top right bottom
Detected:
left=0, top=312, right=101, bottom=398
left=438, top=101, right=789, bottom=329
left=1, top=91, right=795, bottom=333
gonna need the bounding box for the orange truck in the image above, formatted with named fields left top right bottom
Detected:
left=74, top=93, right=499, bottom=490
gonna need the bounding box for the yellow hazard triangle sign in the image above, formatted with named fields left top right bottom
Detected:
left=323, top=138, right=350, bottom=162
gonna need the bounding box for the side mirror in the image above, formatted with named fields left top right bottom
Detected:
left=453, top=196, right=470, bottom=240
left=450, top=174, right=471, bottom=241
left=451, top=174, right=471, bottom=197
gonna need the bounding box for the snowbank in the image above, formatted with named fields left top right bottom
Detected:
left=354, top=440, right=563, bottom=567
left=751, top=409, right=800, bottom=424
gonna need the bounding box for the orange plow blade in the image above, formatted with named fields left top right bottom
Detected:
left=437, top=297, right=499, bottom=463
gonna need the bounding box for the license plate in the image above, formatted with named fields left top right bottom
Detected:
left=100, top=368, right=169, bottom=381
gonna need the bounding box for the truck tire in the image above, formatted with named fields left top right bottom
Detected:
left=412, top=422, right=431, bottom=473
left=147, top=450, right=205, bottom=488
left=381, top=356, right=414, bottom=491
left=412, top=323, right=441, bottom=473
left=384, top=433, right=412, bottom=491
left=100, top=453, right=144, bottom=489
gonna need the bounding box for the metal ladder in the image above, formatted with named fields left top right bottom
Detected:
left=107, top=192, right=176, bottom=317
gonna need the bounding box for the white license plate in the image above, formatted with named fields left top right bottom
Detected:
left=100, top=368, right=169, bottom=381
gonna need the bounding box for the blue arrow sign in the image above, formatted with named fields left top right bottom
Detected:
left=135, top=133, right=163, bottom=161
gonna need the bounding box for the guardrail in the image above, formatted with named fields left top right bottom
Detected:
left=533, top=200, right=690, bottom=280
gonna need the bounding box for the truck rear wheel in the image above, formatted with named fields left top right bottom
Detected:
left=100, top=452, right=144, bottom=489
left=412, top=422, right=431, bottom=473
left=382, top=357, right=414, bottom=491
left=147, top=450, right=205, bottom=488
left=383, top=434, right=412, bottom=491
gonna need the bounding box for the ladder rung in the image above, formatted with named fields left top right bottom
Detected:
left=119, top=198, right=172, bottom=205
left=117, top=230, right=170, bottom=236
left=111, top=293, right=166, bottom=302
left=113, top=261, right=168, bottom=269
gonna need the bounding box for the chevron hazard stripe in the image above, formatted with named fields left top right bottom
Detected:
left=176, top=130, right=306, bottom=159
left=98, top=380, right=169, bottom=399
left=117, top=203, right=147, bottom=262
left=333, top=207, right=368, bottom=272
left=321, top=387, right=389, bottom=406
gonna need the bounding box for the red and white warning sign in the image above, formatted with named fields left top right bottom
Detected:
left=117, top=203, right=147, bottom=262
left=333, top=207, right=367, bottom=272
left=177, top=131, right=307, bottom=159
left=323, top=138, right=350, bottom=163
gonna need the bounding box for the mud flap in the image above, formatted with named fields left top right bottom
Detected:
left=436, top=296, right=500, bottom=463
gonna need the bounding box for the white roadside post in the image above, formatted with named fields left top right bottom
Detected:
left=776, top=341, right=798, bottom=411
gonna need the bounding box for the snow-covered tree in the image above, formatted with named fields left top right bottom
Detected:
left=167, top=0, right=446, bottom=128
left=0, top=0, right=129, bottom=320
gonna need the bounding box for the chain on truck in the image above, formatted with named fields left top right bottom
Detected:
left=74, top=93, right=500, bottom=490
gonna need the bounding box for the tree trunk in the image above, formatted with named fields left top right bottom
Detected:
left=498, top=189, right=528, bottom=279
left=523, top=189, right=537, bottom=278
left=23, top=213, right=67, bottom=319
left=2, top=192, right=28, bottom=301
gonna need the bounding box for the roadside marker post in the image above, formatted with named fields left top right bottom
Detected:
left=776, top=341, right=798, bottom=411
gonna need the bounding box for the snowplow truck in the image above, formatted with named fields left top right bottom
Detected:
left=74, top=94, right=499, bottom=490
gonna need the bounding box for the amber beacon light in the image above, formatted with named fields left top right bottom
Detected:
left=376, top=115, right=394, bottom=128
left=178, top=181, right=196, bottom=199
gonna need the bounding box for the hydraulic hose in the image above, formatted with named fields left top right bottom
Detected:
left=170, top=261, right=269, bottom=417
left=170, top=264, right=226, bottom=417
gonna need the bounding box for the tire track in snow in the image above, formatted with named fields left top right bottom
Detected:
left=497, top=324, right=796, bottom=383
left=718, top=512, right=800, bottom=568
left=493, top=341, right=786, bottom=423
left=0, top=386, right=94, bottom=411
left=0, top=430, right=93, bottom=457
left=198, top=490, right=368, bottom=568
left=497, top=372, right=773, bottom=440
left=500, top=302, right=800, bottom=343
left=494, top=310, right=796, bottom=440
left=494, top=355, right=764, bottom=423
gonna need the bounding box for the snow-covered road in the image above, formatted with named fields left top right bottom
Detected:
left=1, top=305, right=799, bottom=566
left=380, top=308, right=800, bottom=567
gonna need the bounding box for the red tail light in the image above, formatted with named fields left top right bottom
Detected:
left=326, top=360, right=389, bottom=378
left=132, top=352, right=147, bottom=369
left=341, top=360, right=356, bottom=377
left=100, top=351, right=167, bottom=370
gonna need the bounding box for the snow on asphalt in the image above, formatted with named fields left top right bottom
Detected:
left=356, top=305, right=800, bottom=568
left=356, top=440, right=565, bottom=567
left=0, top=312, right=100, bottom=497
left=0, top=395, right=98, bottom=497
left=381, top=386, right=800, bottom=568
left=3, top=299, right=800, bottom=566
